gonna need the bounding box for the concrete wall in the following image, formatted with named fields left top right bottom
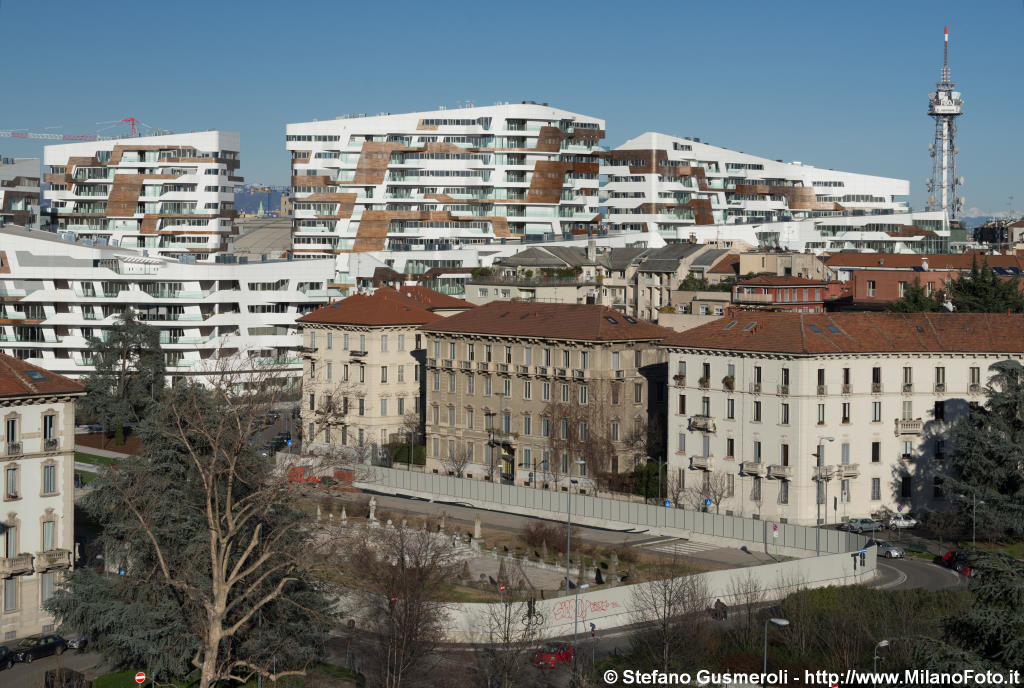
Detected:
left=445, top=546, right=876, bottom=641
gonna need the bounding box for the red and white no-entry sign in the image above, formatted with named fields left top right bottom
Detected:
left=135, top=672, right=146, bottom=684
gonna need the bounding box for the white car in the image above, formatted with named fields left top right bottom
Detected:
left=889, top=514, right=918, bottom=529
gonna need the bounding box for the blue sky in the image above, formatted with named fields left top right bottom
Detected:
left=1, top=0, right=1021, bottom=216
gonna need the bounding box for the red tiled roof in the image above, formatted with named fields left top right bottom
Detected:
left=0, top=353, right=85, bottom=399
left=298, top=291, right=442, bottom=326
left=708, top=254, right=740, bottom=275
left=736, top=275, right=829, bottom=287
left=825, top=253, right=1024, bottom=270
left=420, top=301, right=674, bottom=341
left=661, top=312, right=1024, bottom=355
left=377, top=285, right=472, bottom=311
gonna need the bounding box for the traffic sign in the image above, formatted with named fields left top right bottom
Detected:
left=705, top=498, right=712, bottom=507
left=499, top=583, right=505, bottom=592
left=897, top=505, right=903, bottom=512
left=287, top=439, right=293, bottom=447
left=664, top=499, right=671, bottom=507
left=772, top=523, right=778, bottom=538
left=135, top=672, right=146, bottom=684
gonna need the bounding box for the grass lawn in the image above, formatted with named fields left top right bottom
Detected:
left=74, top=451, right=120, bottom=467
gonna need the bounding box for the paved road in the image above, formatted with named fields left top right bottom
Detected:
left=2, top=649, right=108, bottom=687
left=871, top=555, right=966, bottom=591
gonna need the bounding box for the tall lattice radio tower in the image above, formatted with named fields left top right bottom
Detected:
left=926, top=26, right=964, bottom=224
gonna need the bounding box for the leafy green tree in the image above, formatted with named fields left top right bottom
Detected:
left=914, top=551, right=1024, bottom=673
left=946, top=258, right=1024, bottom=313
left=82, top=309, right=165, bottom=440
left=940, top=360, right=1024, bottom=540
left=632, top=460, right=667, bottom=500
left=886, top=278, right=944, bottom=313
left=47, top=374, right=334, bottom=687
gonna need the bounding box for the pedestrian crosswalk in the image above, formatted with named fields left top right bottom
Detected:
left=635, top=537, right=721, bottom=557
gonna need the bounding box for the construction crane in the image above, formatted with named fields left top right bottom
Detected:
left=0, top=117, right=166, bottom=141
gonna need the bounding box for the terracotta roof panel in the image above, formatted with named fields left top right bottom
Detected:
left=298, top=291, right=442, bottom=326
left=0, top=353, right=85, bottom=399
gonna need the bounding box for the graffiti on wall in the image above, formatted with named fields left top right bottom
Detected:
left=551, top=598, right=623, bottom=621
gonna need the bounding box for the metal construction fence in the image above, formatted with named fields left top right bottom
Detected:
left=357, top=466, right=869, bottom=555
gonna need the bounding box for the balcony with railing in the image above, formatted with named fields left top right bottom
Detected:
left=894, top=418, right=924, bottom=436
left=43, top=438, right=60, bottom=452
left=534, top=366, right=548, bottom=376
left=841, top=383, right=852, bottom=394
left=871, top=383, right=883, bottom=393
left=902, top=383, right=913, bottom=393
left=968, top=383, right=981, bottom=394
left=673, top=374, right=686, bottom=387
left=688, top=415, right=716, bottom=433
left=817, top=384, right=827, bottom=395
left=5, top=441, right=22, bottom=456
left=739, top=461, right=764, bottom=476
left=0, top=554, right=34, bottom=578
left=777, top=384, right=789, bottom=396
left=767, top=464, right=792, bottom=480
left=35, top=549, right=73, bottom=572
left=749, top=382, right=762, bottom=394
left=834, top=463, right=860, bottom=479
left=934, top=383, right=946, bottom=394
left=689, top=455, right=712, bottom=471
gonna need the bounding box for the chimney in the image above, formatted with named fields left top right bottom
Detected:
left=586, top=239, right=596, bottom=262
left=922, top=257, right=930, bottom=271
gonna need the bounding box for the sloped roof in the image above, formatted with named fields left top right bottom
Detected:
left=379, top=285, right=472, bottom=311
left=298, top=291, right=442, bottom=326
left=661, top=312, right=1024, bottom=355
left=690, top=248, right=730, bottom=269
left=607, top=247, right=651, bottom=271
left=708, top=254, right=741, bottom=275
left=637, top=244, right=705, bottom=272
left=825, top=253, right=1024, bottom=270
left=420, top=301, right=674, bottom=342
left=0, top=353, right=85, bottom=399
left=497, top=247, right=574, bottom=268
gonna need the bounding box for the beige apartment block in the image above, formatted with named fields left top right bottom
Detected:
left=297, top=287, right=470, bottom=456
left=1, top=354, right=84, bottom=640
left=738, top=250, right=835, bottom=281
left=662, top=312, right=1023, bottom=526
left=419, top=302, right=672, bottom=490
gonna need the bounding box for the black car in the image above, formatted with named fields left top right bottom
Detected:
left=13, top=634, right=67, bottom=663
left=0, top=645, right=13, bottom=671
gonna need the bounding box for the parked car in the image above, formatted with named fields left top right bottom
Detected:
left=0, top=645, right=13, bottom=671
left=12, top=634, right=67, bottom=663
left=889, top=514, right=919, bottom=529
left=532, top=641, right=574, bottom=668
left=867, top=539, right=905, bottom=558
left=843, top=518, right=883, bottom=534
left=941, top=549, right=977, bottom=577
left=66, top=634, right=93, bottom=653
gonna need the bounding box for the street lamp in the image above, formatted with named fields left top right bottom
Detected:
left=762, top=617, right=789, bottom=685
left=572, top=583, right=590, bottom=681
left=813, top=437, right=835, bottom=556
left=565, top=459, right=586, bottom=597
left=873, top=639, right=889, bottom=681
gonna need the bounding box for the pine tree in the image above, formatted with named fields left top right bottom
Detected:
left=940, top=360, right=1024, bottom=540
left=945, top=258, right=1024, bottom=313
left=886, top=278, right=943, bottom=313
left=82, top=309, right=165, bottom=439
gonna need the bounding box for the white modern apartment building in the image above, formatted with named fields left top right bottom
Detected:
left=285, top=103, right=605, bottom=255
left=662, top=312, right=1022, bottom=526
left=1, top=156, right=40, bottom=229
left=601, top=132, right=910, bottom=229
left=1, top=354, right=83, bottom=639
left=43, top=131, right=243, bottom=260
left=0, top=226, right=337, bottom=382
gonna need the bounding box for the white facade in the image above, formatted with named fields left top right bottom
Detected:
left=601, top=132, right=911, bottom=230
left=285, top=103, right=606, bottom=255
left=665, top=328, right=1016, bottom=526
left=1, top=156, right=40, bottom=229
left=43, top=132, right=243, bottom=260
left=1, top=364, right=80, bottom=639
left=0, top=227, right=337, bottom=381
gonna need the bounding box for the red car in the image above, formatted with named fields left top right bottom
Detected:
left=941, top=549, right=977, bottom=577
left=532, top=641, right=574, bottom=668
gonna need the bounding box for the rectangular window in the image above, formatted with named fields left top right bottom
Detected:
left=841, top=479, right=851, bottom=503
left=754, top=366, right=762, bottom=384
left=817, top=403, right=825, bottom=424
left=634, top=383, right=643, bottom=403
left=467, top=375, right=475, bottom=395
left=449, top=373, right=456, bottom=393
left=867, top=280, right=876, bottom=297
left=358, top=398, right=365, bottom=416
left=466, top=408, right=474, bottom=429
left=398, top=397, right=405, bottom=416
left=522, top=448, right=531, bottom=469
left=611, top=422, right=619, bottom=441
left=381, top=366, right=389, bottom=383
left=902, top=400, right=912, bottom=420
left=872, top=477, right=881, bottom=500
left=752, top=476, right=761, bottom=501
left=635, top=350, right=642, bottom=368
left=678, top=394, right=686, bottom=415
left=397, top=365, right=404, bottom=383
left=43, top=415, right=56, bottom=440
left=780, top=367, right=790, bottom=386
left=780, top=443, right=790, bottom=466
left=5, top=418, right=16, bottom=443
left=779, top=481, right=789, bottom=504
left=381, top=335, right=388, bottom=352
left=432, top=406, right=439, bottom=425
left=359, top=334, right=366, bottom=352
left=524, top=347, right=532, bottom=365
left=359, top=366, right=365, bottom=383
left=726, top=438, right=734, bottom=457
left=42, top=520, right=55, bottom=551
left=561, top=384, right=570, bottom=403
left=326, top=362, right=332, bottom=381
left=432, top=437, right=439, bottom=457
left=562, top=350, right=570, bottom=368
left=871, top=441, right=881, bottom=463
left=542, top=417, right=550, bottom=438
left=901, top=476, right=912, bottom=499
left=505, top=346, right=513, bottom=364
left=898, top=281, right=907, bottom=297
left=579, top=386, right=588, bottom=405
left=524, top=381, right=532, bottom=400
left=433, top=341, right=440, bottom=358
left=310, top=331, right=317, bottom=350
left=872, top=367, right=881, bottom=384
left=781, top=403, right=789, bottom=425
left=753, top=441, right=761, bottom=462
left=381, top=399, right=388, bottom=417
left=450, top=342, right=457, bottom=359
left=677, top=433, right=685, bottom=452
left=468, top=343, right=475, bottom=361
left=3, top=578, right=14, bottom=612
left=727, top=398, right=735, bottom=420
left=398, top=334, right=405, bottom=351
left=485, top=377, right=492, bottom=396
left=841, top=443, right=850, bottom=465
left=542, top=383, right=550, bottom=401
left=448, top=406, right=455, bottom=427
left=580, top=351, right=589, bottom=369
left=578, top=422, right=587, bottom=442
left=935, top=366, right=946, bottom=386
left=612, top=351, right=620, bottom=370
left=872, top=401, right=881, bottom=422
left=701, top=396, right=710, bottom=416
left=543, top=348, right=551, bottom=366
left=934, top=401, right=945, bottom=421
left=817, top=368, right=825, bottom=386
left=560, top=420, right=568, bottom=440
left=43, top=464, right=57, bottom=495
left=3, top=524, right=15, bottom=558
left=753, top=401, right=761, bottom=422
left=841, top=402, right=850, bottom=423
left=432, top=372, right=440, bottom=391
left=523, top=415, right=531, bottom=435
left=343, top=333, right=349, bottom=350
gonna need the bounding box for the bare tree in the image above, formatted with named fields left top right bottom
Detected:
left=476, top=595, right=545, bottom=688
left=623, top=415, right=666, bottom=471
left=347, top=526, right=459, bottom=688
left=543, top=379, right=617, bottom=482
left=629, top=557, right=710, bottom=674
left=441, top=442, right=472, bottom=478
left=685, top=471, right=731, bottom=513
left=727, top=570, right=766, bottom=650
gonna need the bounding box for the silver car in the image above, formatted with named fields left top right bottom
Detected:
left=868, top=539, right=904, bottom=558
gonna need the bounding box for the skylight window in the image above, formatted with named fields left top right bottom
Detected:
left=808, top=324, right=822, bottom=334
left=825, top=324, right=841, bottom=334
left=624, top=316, right=637, bottom=324
left=604, top=316, right=618, bottom=324
left=743, top=322, right=757, bottom=331
left=26, top=370, right=46, bottom=381
left=723, top=321, right=737, bottom=330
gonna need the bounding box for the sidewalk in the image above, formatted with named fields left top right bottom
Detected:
left=75, top=444, right=133, bottom=459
